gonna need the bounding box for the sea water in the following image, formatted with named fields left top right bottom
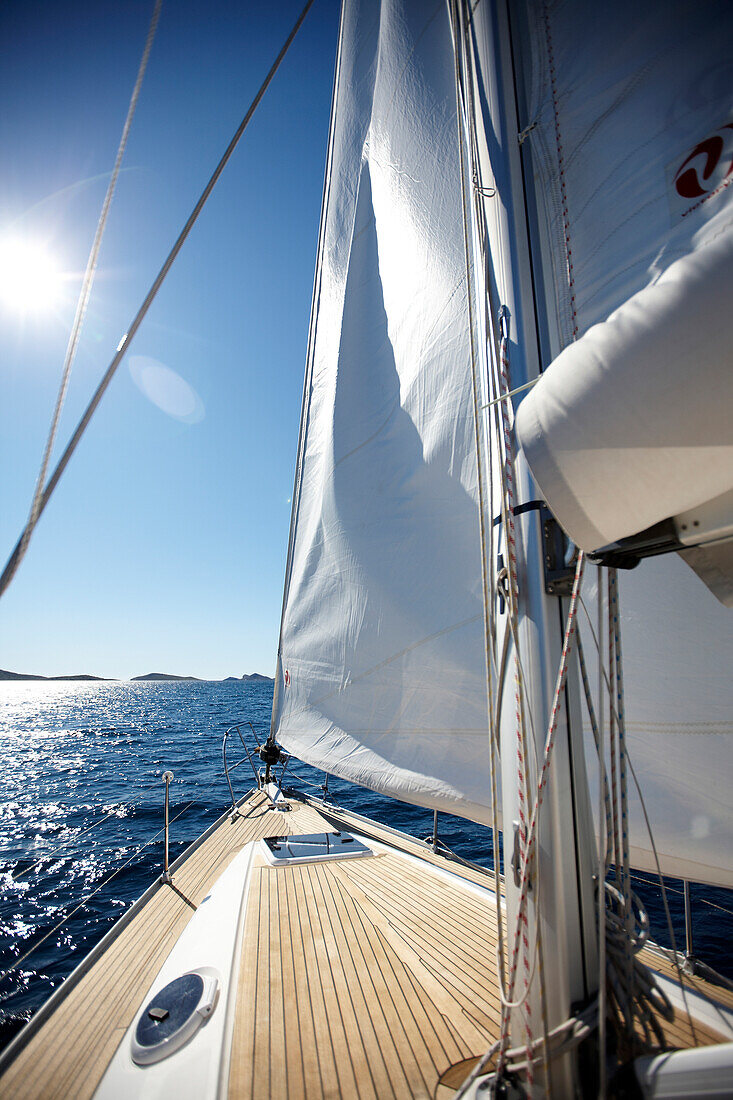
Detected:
left=1, top=678, right=731, bottom=1051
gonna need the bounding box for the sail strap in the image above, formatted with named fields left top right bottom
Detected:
left=0, top=0, right=316, bottom=601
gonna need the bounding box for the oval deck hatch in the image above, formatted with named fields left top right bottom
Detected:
left=131, top=969, right=219, bottom=1065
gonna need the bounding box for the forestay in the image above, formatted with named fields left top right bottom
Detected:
left=272, top=0, right=493, bottom=824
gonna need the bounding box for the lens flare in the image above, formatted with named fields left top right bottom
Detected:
left=129, top=355, right=205, bottom=423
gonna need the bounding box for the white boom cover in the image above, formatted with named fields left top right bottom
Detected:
left=514, top=0, right=733, bottom=888
left=515, top=0, right=733, bottom=551
left=272, top=0, right=492, bottom=824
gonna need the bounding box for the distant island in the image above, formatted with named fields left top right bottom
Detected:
left=1, top=668, right=274, bottom=683
left=131, top=673, right=202, bottom=682
left=0, top=669, right=112, bottom=682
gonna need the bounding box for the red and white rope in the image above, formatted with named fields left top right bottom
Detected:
left=496, top=324, right=537, bottom=1084
left=498, top=551, right=586, bottom=1076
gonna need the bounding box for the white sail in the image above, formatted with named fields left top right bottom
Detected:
left=272, top=0, right=493, bottom=825
left=511, top=0, right=733, bottom=888
left=580, top=559, right=733, bottom=890
left=514, top=0, right=733, bottom=554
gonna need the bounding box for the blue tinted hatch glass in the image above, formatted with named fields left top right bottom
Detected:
left=135, top=973, right=204, bottom=1049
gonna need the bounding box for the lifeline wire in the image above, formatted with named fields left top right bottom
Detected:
left=1, top=767, right=259, bottom=979
left=11, top=772, right=180, bottom=884
left=0, top=0, right=316, bottom=601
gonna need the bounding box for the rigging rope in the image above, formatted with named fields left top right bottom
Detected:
left=576, top=581, right=700, bottom=1051
left=450, top=0, right=554, bottom=1086
left=629, top=874, right=733, bottom=918
left=2, top=0, right=163, bottom=602
left=0, top=0, right=316, bottom=601
left=497, top=554, right=586, bottom=1077
left=449, top=0, right=510, bottom=1047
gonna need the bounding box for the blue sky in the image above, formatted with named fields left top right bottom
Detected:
left=0, top=0, right=340, bottom=679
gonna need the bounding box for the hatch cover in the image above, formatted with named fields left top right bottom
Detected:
left=262, top=831, right=372, bottom=866
left=131, top=967, right=219, bottom=1065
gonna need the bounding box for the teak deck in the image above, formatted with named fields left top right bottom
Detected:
left=0, top=789, right=728, bottom=1099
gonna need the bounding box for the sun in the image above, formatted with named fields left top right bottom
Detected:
left=0, top=237, right=64, bottom=314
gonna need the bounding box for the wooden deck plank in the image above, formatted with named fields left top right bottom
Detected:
left=2, top=789, right=729, bottom=1100
left=333, top=856, right=503, bottom=1026
left=346, top=881, right=459, bottom=1084
left=290, top=861, right=343, bottom=1099
left=358, top=852, right=501, bottom=937
left=283, top=864, right=321, bottom=1098
left=325, top=869, right=417, bottom=1095
left=345, top=853, right=501, bottom=967
left=315, top=862, right=396, bottom=1099
left=0, top=791, right=287, bottom=1100
left=640, top=944, right=733, bottom=1013
left=228, top=839, right=502, bottom=1100
left=268, top=869, right=288, bottom=1099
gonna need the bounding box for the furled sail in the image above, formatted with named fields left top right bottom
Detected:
left=272, top=0, right=493, bottom=824
left=514, top=0, right=733, bottom=562
left=511, top=0, right=733, bottom=888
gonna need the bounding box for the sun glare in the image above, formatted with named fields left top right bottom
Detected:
left=0, top=237, right=63, bottom=314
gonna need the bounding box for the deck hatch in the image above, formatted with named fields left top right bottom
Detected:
left=131, top=969, right=219, bottom=1065
left=262, top=830, right=372, bottom=865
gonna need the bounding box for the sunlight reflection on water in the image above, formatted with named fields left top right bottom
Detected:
left=0, top=678, right=731, bottom=1054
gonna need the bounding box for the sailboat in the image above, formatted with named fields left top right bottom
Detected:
left=1, top=0, right=732, bottom=1096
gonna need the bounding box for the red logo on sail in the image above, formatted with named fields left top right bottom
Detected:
left=673, top=124, right=733, bottom=205
left=284, top=669, right=290, bottom=687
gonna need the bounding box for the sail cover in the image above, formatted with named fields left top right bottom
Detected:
left=272, top=0, right=493, bottom=824
left=514, top=0, right=733, bottom=553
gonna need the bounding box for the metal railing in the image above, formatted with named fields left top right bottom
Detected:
left=161, top=771, right=174, bottom=884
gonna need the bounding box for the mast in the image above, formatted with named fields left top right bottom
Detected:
left=456, top=0, right=598, bottom=1089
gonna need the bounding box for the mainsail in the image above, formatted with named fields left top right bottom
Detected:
left=272, top=0, right=494, bottom=824
left=580, top=560, right=733, bottom=890
left=511, top=0, right=733, bottom=888
left=514, top=0, right=733, bottom=556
